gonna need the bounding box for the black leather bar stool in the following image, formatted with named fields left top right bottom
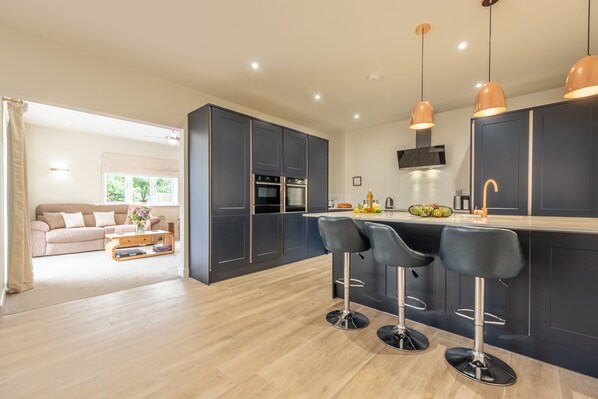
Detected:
left=318, top=216, right=371, bottom=330
left=365, top=222, right=434, bottom=351
left=439, top=225, right=525, bottom=386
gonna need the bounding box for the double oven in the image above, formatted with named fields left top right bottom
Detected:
left=252, top=174, right=306, bottom=214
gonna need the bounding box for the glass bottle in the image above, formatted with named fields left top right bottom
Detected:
left=367, top=189, right=373, bottom=212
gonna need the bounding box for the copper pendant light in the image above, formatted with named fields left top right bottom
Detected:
left=474, top=0, right=507, bottom=117
left=409, top=23, right=434, bottom=130
left=564, top=0, right=598, bottom=99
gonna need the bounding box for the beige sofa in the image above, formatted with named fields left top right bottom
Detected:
left=31, top=204, right=160, bottom=257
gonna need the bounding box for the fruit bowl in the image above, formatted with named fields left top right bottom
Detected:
left=408, top=204, right=453, bottom=218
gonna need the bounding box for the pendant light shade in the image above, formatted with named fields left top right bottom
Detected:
left=409, top=23, right=434, bottom=130
left=474, top=1, right=507, bottom=117
left=410, top=101, right=434, bottom=129
left=474, top=82, right=507, bottom=117
left=564, top=1, right=598, bottom=99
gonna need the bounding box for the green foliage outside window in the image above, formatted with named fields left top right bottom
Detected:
left=106, top=175, right=125, bottom=202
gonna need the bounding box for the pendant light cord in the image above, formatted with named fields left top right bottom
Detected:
left=421, top=31, right=425, bottom=101
left=587, top=0, right=591, bottom=56
left=488, top=5, right=492, bottom=82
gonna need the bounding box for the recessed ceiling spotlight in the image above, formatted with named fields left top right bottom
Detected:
left=314, top=93, right=321, bottom=101
left=354, top=114, right=360, bottom=119
left=65, top=120, right=71, bottom=124
left=476, top=82, right=483, bottom=88
left=458, top=41, right=468, bottom=50
left=251, top=61, right=259, bottom=70
left=367, top=72, right=381, bottom=81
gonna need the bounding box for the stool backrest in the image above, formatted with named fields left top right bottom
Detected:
left=365, top=222, right=433, bottom=268
left=318, top=217, right=370, bottom=253
left=439, top=225, right=525, bottom=279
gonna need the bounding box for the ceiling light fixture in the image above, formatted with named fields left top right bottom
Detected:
left=251, top=61, right=259, bottom=70
left=458, top=41, right=468, bottom=50
left=476, top=82, right=483, bottom=88
left=314, top=93, right=321, bottom=101
left=409, top=23, right=434, bottom=130
left=354, top=114, right=360, bottom=119
left=167, top=131, right=180, bottom=145
left=474, top=0, right=507, bottom=118
left=564, top=0, right=598, bottom=99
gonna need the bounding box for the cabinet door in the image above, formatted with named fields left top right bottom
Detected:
left=283, top=129, right=307, bottom=178
left=472, top=110, right=529, bottom=215
left=531, top=231, right=598, bottom=355
left=532, top=99, right=598, bottom=217
left=211, top=107, right=250, bottom=216
left=251, top=213, right=282, bottom=263
left=211, top=215, right=250, bottom=270
left=307, top=136, right=328, bottom=212
left=307, top=217, right=326, bottom=254
left=252, top=120, right=283, bottom=176
left=283, top=213, right=307, bottom=256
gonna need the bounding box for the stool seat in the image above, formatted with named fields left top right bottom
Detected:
left=439, top=225, right=525, bottom=386
left=318, top=217, right=371, bottom=330
left=365, top=222, right=434, bottom=351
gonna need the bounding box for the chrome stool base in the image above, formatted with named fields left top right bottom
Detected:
left=377, top=325, right=429, bottom=351
left=445, top=347, right=517, bottom=386
left=326, top=310, right=369, bottom=330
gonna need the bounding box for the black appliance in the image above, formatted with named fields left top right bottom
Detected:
left=397, top=145, right=446, bottom=170
left=285, top=177, right=307, bottom=212
left=253, top=174, right=282, bottom=214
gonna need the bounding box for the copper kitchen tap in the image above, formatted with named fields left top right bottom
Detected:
left=473, top=179, right=498, bottom=218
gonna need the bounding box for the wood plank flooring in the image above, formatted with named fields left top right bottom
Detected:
left=1, top=254, right=597, bottom=398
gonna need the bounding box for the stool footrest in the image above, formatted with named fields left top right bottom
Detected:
left=335, top=278, right=366, bottom=288
left=405, top=295, right=427, bottom=311
left=454, top=308, right=506, bottom=325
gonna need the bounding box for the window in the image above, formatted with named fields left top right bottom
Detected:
left=104, top=174, right=178, bottom=205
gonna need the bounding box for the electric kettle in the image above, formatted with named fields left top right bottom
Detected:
left=384, top=197, right=394, bottom=210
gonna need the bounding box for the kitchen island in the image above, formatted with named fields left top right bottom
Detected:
left=305, top=211, right=598, bottom=378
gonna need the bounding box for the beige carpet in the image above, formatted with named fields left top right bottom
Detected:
left=4, top=244, right=181, bottom=315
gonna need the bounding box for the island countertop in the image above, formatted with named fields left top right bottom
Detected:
left=305, top=211, right=598, bottom=234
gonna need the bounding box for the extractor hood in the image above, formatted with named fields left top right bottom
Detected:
left=397, top=145, right=446, bottom=170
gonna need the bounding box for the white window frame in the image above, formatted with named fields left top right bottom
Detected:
left=103, top=173, right=179, bottom=206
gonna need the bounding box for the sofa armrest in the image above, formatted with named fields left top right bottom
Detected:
left=30, top=221, right=49, bottom=257
left=150, top=216, right=161, bottom=227
left=31, top=220, right=50, bottom=232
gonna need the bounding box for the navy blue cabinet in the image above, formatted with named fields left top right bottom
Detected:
left=283, top=213, right=307, bottom=258
left=307, top=136, right=328, bottom=212
left=252, top=120, right=283, bottom=176
left=211, top=108, right=250, bottom=216
left=251, top=214, right=282, bottom=263
left=532, top=99, right=598, bottom=217
left=472, top=110, right=529, bottom=215
left=283, top=129, right=307, bottom=178
left=211, top=215, right=250, bottom=270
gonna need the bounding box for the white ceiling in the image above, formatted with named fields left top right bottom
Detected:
left=24, top=102, right=179, bottom=145
left=1, top=0, right=595, bottom=133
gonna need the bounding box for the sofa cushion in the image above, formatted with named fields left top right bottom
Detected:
left=46, top=227, right=105, bottom=244
left=103, top=224, right=136, bottom=235
left=36, top=204, right=99, bottom=227
left=42, top=212, right=66, bottom=230
left=94, top=211, right=116, bottom=227
left=62, top=212, right=86, bottom=228
left=99, top=204, right=129, bottom=225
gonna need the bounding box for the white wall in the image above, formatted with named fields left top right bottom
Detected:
left=338, top=87, right=565, bottom=209
left=26, top=124, right=181, bottom=225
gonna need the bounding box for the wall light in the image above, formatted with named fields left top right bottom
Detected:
left=50, top=167, right=69, bottom=177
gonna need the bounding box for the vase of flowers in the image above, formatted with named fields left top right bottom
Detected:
left=128, top=205, right=152, bottom=234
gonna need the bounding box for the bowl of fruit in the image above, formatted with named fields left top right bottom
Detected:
left=408, top=203, right=453, bottom=218
left=353, top=203, right=383, bottom=214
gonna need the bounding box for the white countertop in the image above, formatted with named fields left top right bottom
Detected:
left=305, top=211, right=598, bottom=234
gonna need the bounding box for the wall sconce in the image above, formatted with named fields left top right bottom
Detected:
left=50, top=167, right=69, bottom=177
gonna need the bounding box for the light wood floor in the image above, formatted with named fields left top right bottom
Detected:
left=1, top=255, right=597, bottom=399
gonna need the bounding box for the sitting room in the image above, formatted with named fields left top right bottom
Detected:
left=4, top=101, right=183, bottom=314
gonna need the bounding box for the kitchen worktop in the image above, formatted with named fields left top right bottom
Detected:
left=305, top=211, right=598, bottom=234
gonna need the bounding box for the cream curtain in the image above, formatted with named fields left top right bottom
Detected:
left=101, top=152, right=179, bottom=177
left=7, top=101, right=33, bottom=293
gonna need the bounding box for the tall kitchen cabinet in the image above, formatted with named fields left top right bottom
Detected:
left=189, top=106, right=250, bottom=284
left=307, top=136, right=328, bottom=252
left=471, top=96, right=598, bottom=217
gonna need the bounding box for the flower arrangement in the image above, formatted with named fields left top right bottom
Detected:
left=128, top=205, right=152, bottom=234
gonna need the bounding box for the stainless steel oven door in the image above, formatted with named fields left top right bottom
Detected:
left=285, top=185, right=306, bottom=212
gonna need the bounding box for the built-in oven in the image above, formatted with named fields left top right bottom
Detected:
left=252, top=174, right=282, bottom=214
left=285, top=177, right=307, bottom=212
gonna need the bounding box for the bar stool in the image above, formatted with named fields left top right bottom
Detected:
left=439, top=225, right=525, bottom=386
left=365, top=222, right=434, bottom=351
left=318, top=216, right=371, bottom=330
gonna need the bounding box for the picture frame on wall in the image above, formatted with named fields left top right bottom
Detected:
left=352, top=176, right=362, bottom=186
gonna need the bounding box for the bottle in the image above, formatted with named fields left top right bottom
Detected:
left=367, top=189, right=373, bottom=212
left=453, top=190, right=462, bottom=210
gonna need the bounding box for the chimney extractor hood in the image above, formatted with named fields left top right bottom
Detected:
left=397, top=145, right=446, bottom=170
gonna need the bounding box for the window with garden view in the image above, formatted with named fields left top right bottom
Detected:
left=105, top=174, right=178, bottom=205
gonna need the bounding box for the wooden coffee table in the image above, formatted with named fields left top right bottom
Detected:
left=105, top=230, right=175, bottom=261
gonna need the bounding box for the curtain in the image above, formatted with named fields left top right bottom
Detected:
left=7, top=101, right=33, bottom=293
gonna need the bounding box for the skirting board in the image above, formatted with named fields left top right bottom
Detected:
left=0, top=287, right=6, bottom=318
